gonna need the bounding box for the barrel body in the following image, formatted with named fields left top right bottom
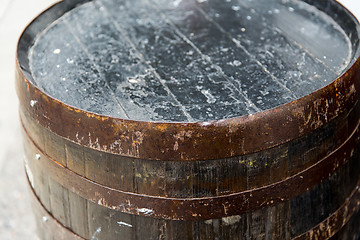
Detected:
left=20, top=94, right=360, bottom=240
left=16, top=0, right=360, bottom=239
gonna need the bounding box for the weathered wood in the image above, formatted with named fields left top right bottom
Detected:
left=22, top=123, right=360, bottom=236
left=87, top=200, right=134, bottom=240
left=267, top=202, right=291, bottom=240
left=28, top=184, right=84, bottom=240
left=17, top=0, right=360, bottom=239
left=65, top=141, right=90, bottom=238
left=22, top=127, right=51, bottom=211
left=48, top=179, right=71, bottom=228
left=20, top=100, right=360, bottom=237
left=134, top=158, right=166, bottom=196
left=331, top=209, right=360, bottom=240
left=20, top=101, right=360, bottom=194
left=68, top=191, right=89, bottom=239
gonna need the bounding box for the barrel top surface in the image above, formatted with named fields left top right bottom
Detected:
left=22, top=0, right=359, bottom=123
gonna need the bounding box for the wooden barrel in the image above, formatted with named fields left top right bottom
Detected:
left=16, top=0, right=360, bottom=239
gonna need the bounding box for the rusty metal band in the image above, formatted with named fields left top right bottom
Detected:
left=27, top=178, right=85, bottom=240
left=292, top=181, right=360, bottom=240
left=21, top=115, right=360, bottom=221
left=15, top=55, right=360, bottom=161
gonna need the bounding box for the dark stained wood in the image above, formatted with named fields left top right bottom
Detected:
left=20, top=102, right=359, bottom=236
left=68, top=191, right=89, bottom=239
left=48, top=179, right=71, bottom=228
left=20, top=101, right=360, bottom=195
left=28, top=182, right=85, bottom=240
left=87, top=200, right=134, bottom=240
left=44, top=124, right=72, bottom=230
left=22, top=127, right=51, bottom=211
left=218, top=215, right=247, bottom=240
left=65, top=141, right=90, bottom=238
left=43, top=127, right=66, bottom=166
left=267, top=202, right=291, bottom=239
left=17, top=0, right=360, bottom=239
left=133, top=215, right=167, bottom=240
left=164, top=161, right=193, bottom=198
left=21, top=121, right=360, bottom=236
left=216, top=158, right=247, bottom=196
left=247, top=208, right=268, bottom=239
left=164, top=220, right=194, bottom=240
left=246, top=154, right=271, bottom=190
left=134, top=158, right=166, bottom=196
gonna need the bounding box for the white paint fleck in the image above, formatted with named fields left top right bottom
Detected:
left=201, top=89, right=216, bottom=104
left=197, top=0, right=207, bottom=2
left=229, top=60, right=242, bottom=67
left=66, top=58, right=74, bottom=64
left=61, top=77, right=66, bottom=81
left=288, top=7, right=295, bottom=12
left=30, top=100, right=37, bottom=107
left=241, top=28, right=246, bottom=32
left=129, top=78, right=138, bottom=84
left=173, top=0, right=182, bottom=7
left=91, top=227, right=102, bottom=240
left=231, top=5, right=240, bottom=11
left=201, top=122, right=212, bottom=126
left=137, top=208, right=154, bottom=215
left=246, top=15, right=252, bottom=20
left=35, top=154, right=41, bottom=160
left=186, top=50, right=194, bottom=55
left=42, top=216, right=48, bottom=223
left=274, top=8, right=280, bottom=14
left=97, top=198, right=106, bottom=205
left=53, top=49, right=61, bottom=54
left=117, top=221, right=133, bottom=228
left=56, top=65, right=60, bottom=68
left=222, top=215, right=242, bottom=225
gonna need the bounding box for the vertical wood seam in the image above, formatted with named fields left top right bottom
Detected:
left=63, top=15, right=130, bottom=119
left=64, top=144, right=72, bottom=228
left=191, top=0, right=298, bottom=100
left=148, top=0, right=262, bottom=113
left=96, top=0, right=195, bottom=122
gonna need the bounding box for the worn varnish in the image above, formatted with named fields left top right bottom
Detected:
left=16, top=0, right=360, bottom=239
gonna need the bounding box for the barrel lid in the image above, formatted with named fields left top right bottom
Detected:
left=21, top=0, right=359, bottom=122
left=16, top=0, right=360, bottom=160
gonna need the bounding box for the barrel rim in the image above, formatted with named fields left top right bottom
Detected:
left=15, top=0, right=360, bottom=161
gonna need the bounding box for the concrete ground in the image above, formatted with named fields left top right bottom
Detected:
left=0, top=0, right=359, bottom=239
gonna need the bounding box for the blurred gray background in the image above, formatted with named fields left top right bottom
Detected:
left=0, top=0, right=359, bottom=239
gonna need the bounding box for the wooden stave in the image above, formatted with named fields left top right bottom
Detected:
left=16, top=0, right=360, bottom=239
